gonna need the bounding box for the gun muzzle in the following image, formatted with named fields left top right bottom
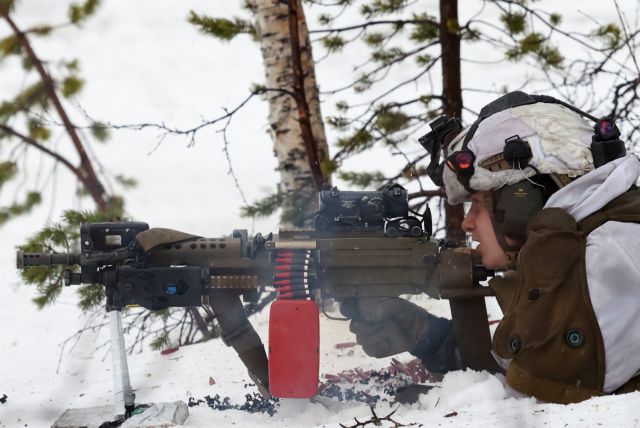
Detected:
left=17, top=251, right=79, bottom=269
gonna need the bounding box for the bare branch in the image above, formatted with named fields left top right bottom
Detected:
left=218, top=112, right=249, bottom=205
left=309, top=18, right=437, bottom=34
left=0, top=124, right=81, bottom=179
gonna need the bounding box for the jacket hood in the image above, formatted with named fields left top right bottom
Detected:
left=545, top=154, right=640, bottom=222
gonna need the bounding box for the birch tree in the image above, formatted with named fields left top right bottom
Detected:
left=190, top=0, right=331, bottom=227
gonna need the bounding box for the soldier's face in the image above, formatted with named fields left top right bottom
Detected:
left=462, top=191, right=509, bottom=269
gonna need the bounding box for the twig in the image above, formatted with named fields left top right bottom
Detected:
left=218, top=111, right=248, bottom=205
left=309, top=18, right=438, bottom=34
left=614, top=0, right=640, bottom=75
left=339, top=406, right=419, bottom=428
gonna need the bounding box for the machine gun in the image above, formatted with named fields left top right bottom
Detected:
left=16, top=185, right=500, bottom=417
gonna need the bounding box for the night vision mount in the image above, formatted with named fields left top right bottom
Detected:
left=418, top=116, right=462, bottom=187
left=591, top=117, right=625, bottom=168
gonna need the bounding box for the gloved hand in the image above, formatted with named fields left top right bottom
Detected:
left=340, top=297, right=432, bottom=358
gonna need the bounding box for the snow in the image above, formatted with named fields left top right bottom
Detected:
left=4, top=283, right=639, bottom=427
left=1, top=0, right=640, bottom=427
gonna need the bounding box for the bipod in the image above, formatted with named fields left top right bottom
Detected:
left=53, top=309, right=189, bottom=427
left=108, top=309, right=135, bottom=420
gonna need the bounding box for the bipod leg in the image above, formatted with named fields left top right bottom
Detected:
left=108, top=309, right=135, bottom=420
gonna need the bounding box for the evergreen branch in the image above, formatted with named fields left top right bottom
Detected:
left=332, top=97, right=426, bottom=162
left=1, top=12, right=109, bottom=210
left=322, top=41, right=438, bottom=95
left=188, top=11, right=255, bottom=41
left=463, top=18, right=517, bottom=48
left=492, top=0, right=617, bottom=53
left=23, top=22, right=72, bottom=35
left=349, top=57, right=442, bottom=123
left=304, top=0, right=353, bottom=6
left=584, top=29, right=640, bottom=78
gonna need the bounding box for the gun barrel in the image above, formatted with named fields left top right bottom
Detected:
left=17, top=251, right=80, bottom=269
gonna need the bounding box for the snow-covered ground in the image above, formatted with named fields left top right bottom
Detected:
left=2, top=1, right=640, bottom=427
left=3, top=280, right=640, bottom=428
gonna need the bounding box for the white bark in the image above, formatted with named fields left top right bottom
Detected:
left=249, top=0, right=330, bottom=226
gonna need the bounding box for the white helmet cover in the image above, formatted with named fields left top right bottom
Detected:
left=444, top=101, right=595, bottom=205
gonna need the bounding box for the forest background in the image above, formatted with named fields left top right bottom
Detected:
left=0, top=0, right=639, bottom=426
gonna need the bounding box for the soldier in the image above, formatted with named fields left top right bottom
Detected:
left=343, top=91, right=640, bottom=403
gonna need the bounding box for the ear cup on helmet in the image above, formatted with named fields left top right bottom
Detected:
left=492, top=180, right=545, bottom=250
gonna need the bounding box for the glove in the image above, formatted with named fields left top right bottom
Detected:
left=340, top=297, right=432, bottom=358
left=340, top=297, right=459, bottom=373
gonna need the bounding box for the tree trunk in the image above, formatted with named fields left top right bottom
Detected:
left=249, top=0, right=331, bottom=227
left=439, top=0, right=466, bottom=245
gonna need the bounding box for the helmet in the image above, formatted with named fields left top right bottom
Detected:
left=443, top=92, right=595, bottom=205
left=432, top=91, right=626, bottom=259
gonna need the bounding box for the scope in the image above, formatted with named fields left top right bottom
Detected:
left=314, top=184, right=417, bottom=235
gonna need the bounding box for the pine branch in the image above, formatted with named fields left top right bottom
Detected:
left=187, top=11, right=255, bottom=41
left=492, top=0, right=612, bottom=53
left=322, top=41, right=438, bottom=95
